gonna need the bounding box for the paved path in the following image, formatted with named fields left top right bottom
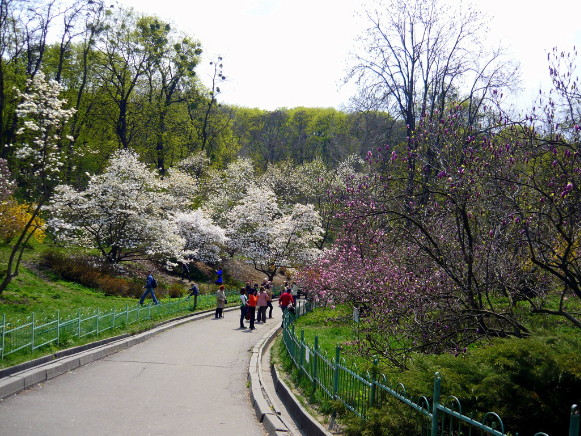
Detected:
left=0, top=308, right=279, bottom=436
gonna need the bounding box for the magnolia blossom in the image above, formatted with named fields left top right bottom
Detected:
left=203, top=157, right=257, bottom=226
left=175, top=151, right=211, bottom=180
left=12, top=72, right=76, bottom=185
left=174, top=209, right=227, bottom=263
left=47, top=150, right=184, bottom=263
left=162, top=168, right=199, bottom=210
left=0, top=159, right=14, bottom=201
left=226, top=185, right=323, bottom=279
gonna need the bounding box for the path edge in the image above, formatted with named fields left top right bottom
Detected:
left=249, top=323, right=333, bottom=436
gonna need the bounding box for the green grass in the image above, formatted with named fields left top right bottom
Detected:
left=0, top=242, right=238, bottom=368
left=282, top=303, right=581, bottom=436
left=0, top=266, right=136, bottom=322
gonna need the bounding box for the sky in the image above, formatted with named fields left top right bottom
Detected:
left=118, top=0, right=581, bottom=112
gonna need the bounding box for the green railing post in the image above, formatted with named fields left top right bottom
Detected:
left=312, top=335, right=319, bottom=394
left=333, top=345, right=341, bottom=400
left=77, top=310, right=81, bottom=338
left=1, top=313, right=5, bottom=359
left=431, top=372, right=442, bottom=436
left=96, top=308, right=100, bottom=335
left=570, top=404, right=580, bottom=436
left=299, top=329, right=305, bottom=375
left=370, top=356, right=378, bottom=408
left=126, top=304, right=129, bottom=326
left=57, top=310, right=60, bottom=345
left=31, top=312, right=35, bottom=352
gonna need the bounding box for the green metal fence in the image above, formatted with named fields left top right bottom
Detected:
left=0, top=290, right=239, bottom=360
left=282, top=301, right=580, bottom=436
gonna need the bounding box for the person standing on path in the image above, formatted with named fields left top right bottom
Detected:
left=265, top=282, right=274, bottom=319
left=247, top=289, right=257, bottom=330
left=239, top=288, right=248, bottom=329
left=139, top=271, right=159, bottom=305
left=278, top=287, right=294, bottom=313
left=257, top=286, right=268, bottom=323
left=215, top=285, right=226, bottom=318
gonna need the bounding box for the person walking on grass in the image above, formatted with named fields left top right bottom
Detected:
left=186, top=283, right=199, bottom=308
left=239, top=288, right=248, bottom=329
left=140, top=271, right=159, bottom=306
left=215, top=285, right=226, bottom=318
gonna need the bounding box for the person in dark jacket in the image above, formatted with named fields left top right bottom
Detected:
left=140, top=271, right=159, bottom=305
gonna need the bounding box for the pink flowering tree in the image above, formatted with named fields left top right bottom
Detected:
left=299, top=51, right=580, bottom=363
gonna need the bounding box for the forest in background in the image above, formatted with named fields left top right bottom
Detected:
left=0, top=0, right=403, bottom=185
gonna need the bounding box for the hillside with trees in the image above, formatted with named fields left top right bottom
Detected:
left=0, top=1, right=579, bottom=434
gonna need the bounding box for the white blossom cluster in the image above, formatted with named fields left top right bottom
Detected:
left=48, top=150, right=184, bottom=263
left=47, top=150, right=348, bottom=268
left=174, top=210, right=227, bottom=263
left=203, top=157, right=256, bottom=226
left=12, top=72, right=76, bottom=182
left=225, top=185, right=323, bottom=272
left=0, top=159, right=15, bottom=201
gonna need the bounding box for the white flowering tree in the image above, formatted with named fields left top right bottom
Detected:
left=225, top=185, right=323, bottom=281
left=202, top=157, right=257, bottom=226
left=174, top=210, right=227, bottom=263
left=0, top=159, right=14, bottom=201
left=162, top=168, right=199, bottom=210
left=0, top=73, right=75, bottom=294
left=258, top=155, right=366, bottom=249
left=47, top=150, right=185, bottom=264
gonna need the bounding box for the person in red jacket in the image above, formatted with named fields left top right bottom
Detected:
left=278, top=288, right=294, bottom=313
left=247, top=289, right=258, bottom=330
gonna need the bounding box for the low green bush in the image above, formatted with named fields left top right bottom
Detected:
left=338, top=335, right=581, bottom=436
left=290, top=306, right=580, bottom=436
left=168, top=282, right=184, bottom=298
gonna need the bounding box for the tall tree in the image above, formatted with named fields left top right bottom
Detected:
left=138, top=16, right=202, bottom=175
left=348, top=0, right=517, bottom=203
left=94, top=7, right=148, bottom=149
left=0, top=72, right=75, bottom=293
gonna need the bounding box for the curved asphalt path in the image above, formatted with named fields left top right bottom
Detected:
left=0, top=308, right=275, bottom=436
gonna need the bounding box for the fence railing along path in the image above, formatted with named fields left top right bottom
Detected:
left=0, top=298, right=272, bottom=435
left=282, top=301, right=580, bottom=436
left=0, top=289, right=241, bottom=361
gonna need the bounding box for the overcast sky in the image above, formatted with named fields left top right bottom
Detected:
left=118, top=0, right=581, bottom=111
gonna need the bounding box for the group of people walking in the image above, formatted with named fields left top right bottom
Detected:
left=140, top=270, right=297, bottom=331
left=237, top=281, right=272, bottom=329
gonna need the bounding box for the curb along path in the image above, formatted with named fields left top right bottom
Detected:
left=0, top=308, right=272, bottom=435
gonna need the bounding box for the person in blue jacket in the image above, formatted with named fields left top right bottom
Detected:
left=215, top=267, right=223, bottom=285
left=140, top=271, right=159, bottom=305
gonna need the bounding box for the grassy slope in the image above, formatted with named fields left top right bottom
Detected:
left=0, top=243, right=138, bottom=322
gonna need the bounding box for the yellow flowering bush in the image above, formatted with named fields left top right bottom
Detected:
left=0, top=199, right=46, bottom=244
